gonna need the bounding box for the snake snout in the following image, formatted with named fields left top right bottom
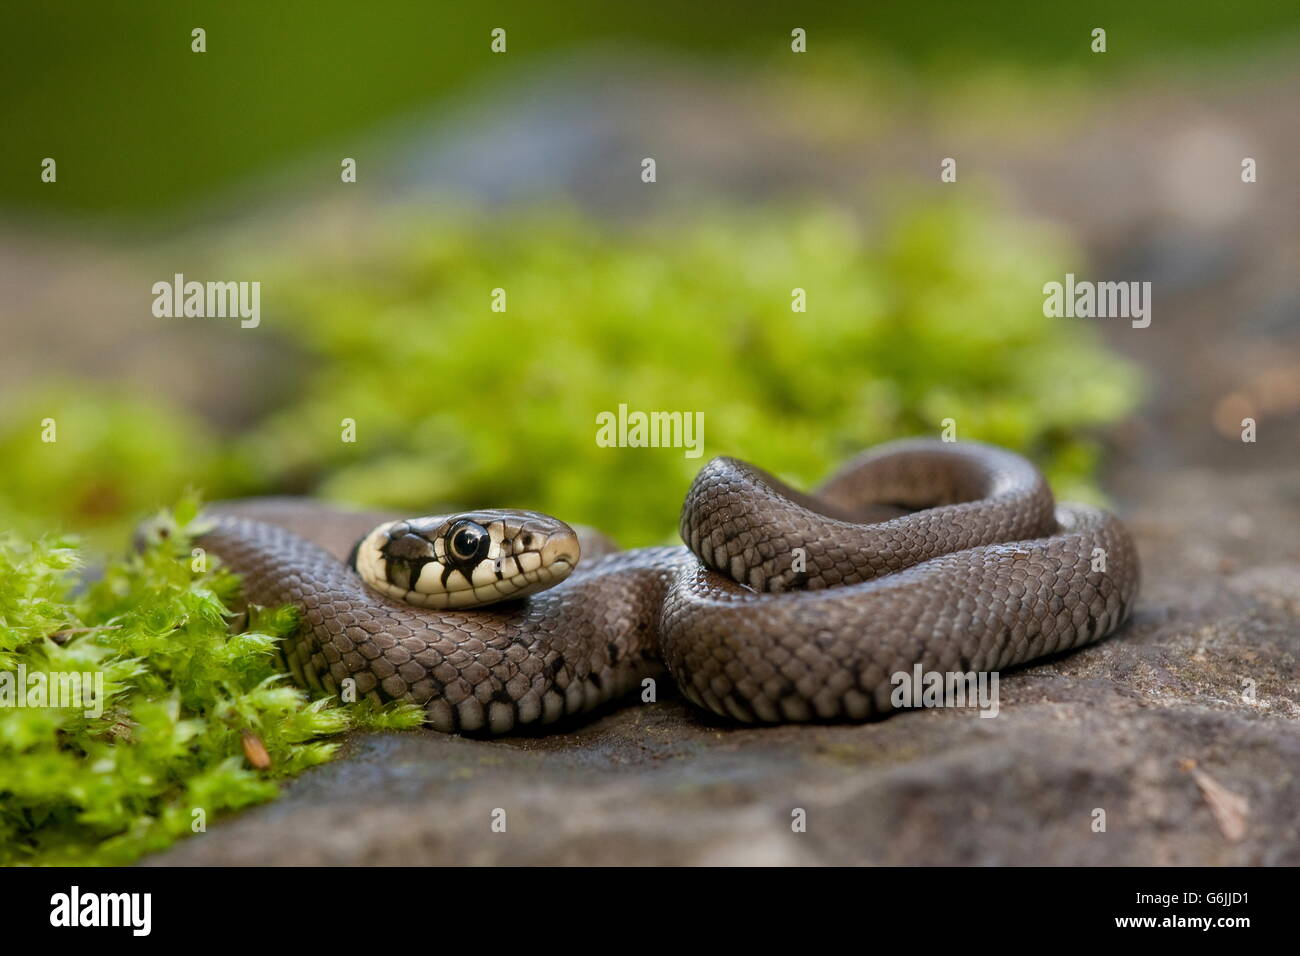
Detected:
left=540, top=528, right=581, bottom=573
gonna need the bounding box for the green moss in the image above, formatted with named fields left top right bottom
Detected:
left=235, top=198, right=1140, bottom=544
left=0, top=198, right=1141, bottom=547
left=0, top=497, right=423, bottom=865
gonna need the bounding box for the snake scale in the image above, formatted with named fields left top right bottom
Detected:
left=199, top=439, right=1139, bottom=734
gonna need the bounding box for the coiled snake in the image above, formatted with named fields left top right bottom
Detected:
left=200, top=440, right=1139, bottom=734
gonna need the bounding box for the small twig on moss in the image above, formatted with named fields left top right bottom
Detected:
left=47, top=624, right=122, bottom=645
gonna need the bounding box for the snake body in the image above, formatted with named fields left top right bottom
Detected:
left=200, top=440, right=1139, bottom=734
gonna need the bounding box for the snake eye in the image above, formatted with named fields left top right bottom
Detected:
left=447, top=521, right=489, bottom=563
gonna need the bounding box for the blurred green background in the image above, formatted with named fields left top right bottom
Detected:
left=2, top=1, right=1298, bottom=547
left=6, top=0, right=1300, bottom=218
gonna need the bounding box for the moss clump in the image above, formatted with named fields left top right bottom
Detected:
left=0, top=198, right=1140, bottom=549
left=236, top=198, right=1139, bottom=544
left=0, top=497, right=422, bottom=865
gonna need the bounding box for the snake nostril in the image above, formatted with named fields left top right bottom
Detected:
left=521, top=534, right=533, bottom=548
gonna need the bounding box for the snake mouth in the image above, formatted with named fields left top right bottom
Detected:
left=415, top=554, right=577, bottom=609
left=350, top=511, right=580, bottom=609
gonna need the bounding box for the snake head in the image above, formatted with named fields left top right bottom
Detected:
left=349, top=510, right=580, bottom=609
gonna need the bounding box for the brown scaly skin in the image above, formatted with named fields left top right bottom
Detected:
left=197, top=440, right=1139, bottom=734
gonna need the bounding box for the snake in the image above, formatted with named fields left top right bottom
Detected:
left=197, top=439, right=1140, bottom=734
